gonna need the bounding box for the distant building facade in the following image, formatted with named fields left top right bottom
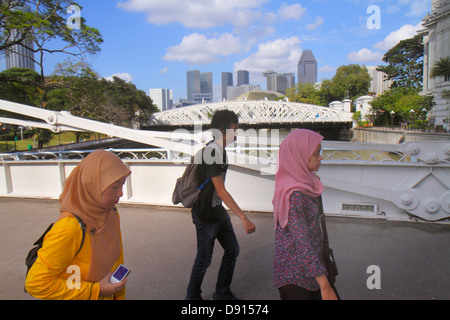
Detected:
left=366, top=66, right=392, bottom=96
left=237, top=70, right=249, bottom=86
left=221, top=72, right=233, bottom=100
left=149, top=88, right=173, bottom=111
left=298, top=50, right=317, bottom=84
left=227, top=84, right=261, bottom=100
left=263, top=71, right=295, bottom=94
left=421, top=0, right=450, bottom=129
left=5, top=4, right=35, bottom=71
left=186, top=70, right=213, bottom=103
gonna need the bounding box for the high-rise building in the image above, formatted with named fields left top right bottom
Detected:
left=263, top=71, right=295, bottom=94
left=5, top=4, right=35, bottom=71
left=186, top=70, right=200, bottom=102
left=366, top=66, right=392, bottom=96
left=237, top=70, right=250, bottom=86
left=149, top=88, right=173, bottom=111
left=186, top=70, right=212, bottom=103
left=298, top=50, right=317, bottom=84
left=221, top=72, right=233, bottom=100
left=200, top=72, right=213, bottom=102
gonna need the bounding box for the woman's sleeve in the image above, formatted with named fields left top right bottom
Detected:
left=25, top=218, right=100, bottom=300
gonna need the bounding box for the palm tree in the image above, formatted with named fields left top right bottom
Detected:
left=430, top=56, right=450, bottom=81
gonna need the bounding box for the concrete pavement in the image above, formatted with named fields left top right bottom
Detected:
left=1, top=197, right=449, bottom=300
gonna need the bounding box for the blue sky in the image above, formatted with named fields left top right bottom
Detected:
left=2, top=0, right=431, bottom=104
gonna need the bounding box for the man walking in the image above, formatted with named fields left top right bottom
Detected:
left=186, top=110, right=256, bottom=300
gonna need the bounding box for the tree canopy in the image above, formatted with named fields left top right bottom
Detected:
left=377, top=34, right=424, bottom=90
left=285, top=64, right=371, bottom=107
left=0, top=0, right=103, bottom=106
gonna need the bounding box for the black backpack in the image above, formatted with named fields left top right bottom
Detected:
left=25, top=213, right=86, bottom=277
left=172, top=149, right=211, bottom=208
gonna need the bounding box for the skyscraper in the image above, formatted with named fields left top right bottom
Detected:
left=298, top=50, right=317, bottom=84
left=149, top=88, right=173, bottom=111
left=237, top=70, right=250, bottom=86
left=263, top=71, right=295, bottom=94
left=186, top=70, right=213, bottom=103
left=186, top=70, right=200, bottom=102
left=221, top=72, right=233, bottom=100
left=200, top=72, right=213, bottom=102
left=5, top=4, right=35, bottom=71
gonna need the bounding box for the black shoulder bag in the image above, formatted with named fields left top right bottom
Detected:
left=317, top=196, right=340, bottom=299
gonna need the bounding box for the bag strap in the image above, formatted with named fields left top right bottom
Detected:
left=70, top=213, right=86, bottom=257
left=316, top=195, right=330, bottom=248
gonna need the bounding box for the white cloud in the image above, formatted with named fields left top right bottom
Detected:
left=348, top=48, right=384, bottom=63
left=319, top=65, right=335, bottom=73
left=234, top=37, right=302, bottom=81
left=278, top=3, right=307, bottom=21
left=373, top=22, right=422, bottom=51
left=117, top=0, right=268, bottom=29
left=159, top=67, right=169, bottom=75
left=162, top=33, right=245, bottom=65
left=105, top=72, right=133, bottom=82
left=306, top=16, right=324, bottom=31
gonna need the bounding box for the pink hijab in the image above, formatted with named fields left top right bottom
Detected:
left=272, top=129, right=324, bottom=228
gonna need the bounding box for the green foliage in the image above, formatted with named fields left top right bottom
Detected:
left=285, top=83, right=324, bottom=105
left=369, top=87, right=434, bottom=125
left=430, top=56, right=450, bottom=81
left=377, top=34, right=424, bottom=90
left=285, top=64, right=370, bottom=106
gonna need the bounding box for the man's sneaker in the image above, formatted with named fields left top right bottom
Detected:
left=212, top=291, right=241, bottom=300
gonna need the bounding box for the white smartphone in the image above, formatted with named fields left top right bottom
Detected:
left=110, top=264, right=130, bottom=283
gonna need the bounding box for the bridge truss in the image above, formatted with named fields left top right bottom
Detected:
left=149, top=100, right=354, bottom=126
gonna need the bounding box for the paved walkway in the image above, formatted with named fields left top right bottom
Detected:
left=1, top=198, right=449, bottom=300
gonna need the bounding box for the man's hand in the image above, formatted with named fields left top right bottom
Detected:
left=241, top=216, right=256, bottom=234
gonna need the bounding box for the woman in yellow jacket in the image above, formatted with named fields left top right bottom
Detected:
left=25, top=150, right=131, bottom=300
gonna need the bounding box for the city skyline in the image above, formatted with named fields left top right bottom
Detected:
left=0, top=1, right=432, bottom=104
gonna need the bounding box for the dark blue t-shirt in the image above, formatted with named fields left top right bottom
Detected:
left=193, top=141, right=228, bottom=223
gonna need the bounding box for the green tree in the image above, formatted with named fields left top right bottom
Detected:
left=285, top=83, right=324, bottom=105
left=0, top=68, right=41, bottom=106
left=369, top=87, right=434, bottom=125
left=48, top=60, right=157, bottom=129
left=0, top=0, right=103, bottom=106
left=430, top=56, right=450, bottom=82
left=377, top=34, right=424, bottom=90
left=318, top=65, right=371, bottom=105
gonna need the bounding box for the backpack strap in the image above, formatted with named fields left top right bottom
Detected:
left=69, top=213, right=86, bottom=257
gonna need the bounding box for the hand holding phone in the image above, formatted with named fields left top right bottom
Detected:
left=110, top=264, right=130, bottom=283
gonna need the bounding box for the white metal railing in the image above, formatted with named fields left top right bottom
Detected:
left=1, top=100, right=449, bottom=223
left=2, top=142, right=450, bottom=223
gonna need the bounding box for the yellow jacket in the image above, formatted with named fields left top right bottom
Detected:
left=25, top=214, right=126, bottom=300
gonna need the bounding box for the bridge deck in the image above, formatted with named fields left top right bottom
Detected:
left=2, top=198, right=449, bottom=300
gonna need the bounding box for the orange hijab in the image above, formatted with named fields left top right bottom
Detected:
left=59, top=150, right=131, bottom=282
